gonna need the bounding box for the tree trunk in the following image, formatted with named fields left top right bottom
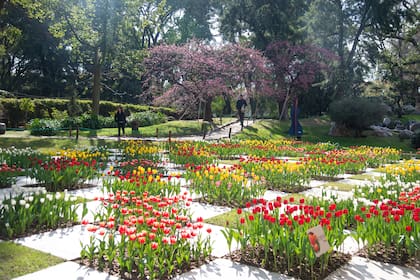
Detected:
left=222, top=93, right=231, bottom=115
left=279, top=94, right=290, bottom=121
left=336, top=0, right=346, bottom=98
left=92, top=47, right=102, bottom=116
left=249, top=97, right=257, bottom=119
left=204, top=97, right=213, bottom=122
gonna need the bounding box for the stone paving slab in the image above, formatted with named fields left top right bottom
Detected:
left=339, top=178, right=373, bottom=186
left=325, top=256, right=420, bottom=280
left=263, top=190, right=287, bottom=201
left=202, top=223, right=239, bottom=258
left=68, top=186, right=104, bottom=201
left=14, top=225, right=91, bottom=261
left=189, top=202, right=231, bottom=221
left=309, top=180, right=327, bottom=188
left=302, top=188, right=354, bottom=200
left=75, top=200, right=104, bottom=222
left=335, top=234, right=362, bottom=255
left=174, top=258, right=293, bottom=280
left=12, top=261, right=119, bottom=280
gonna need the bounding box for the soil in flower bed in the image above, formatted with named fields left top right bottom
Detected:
left=356, top=243, right=420, bottom=270
left=225, top=245, right=351, bottom=280
left=21, top=183, right=98, bottom=192
left=193, top=197, right=245, bottom=208
left=266, top=184, right=310, bottom=193
left=311, top=175, right=344, bottom=182
left=77, top=255, right=216, bottom=280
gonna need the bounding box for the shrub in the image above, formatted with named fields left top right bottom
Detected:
left=329, top=97, right=387, bottom=136
left=28, top=118, right=61, bottom=136
left=0, top=97, right=177, bottom=128
left=127, top=111, right=167, bottom=127
left=78, top=113, right=115, bottom=129
left=411, top=131, right=420, bottom=149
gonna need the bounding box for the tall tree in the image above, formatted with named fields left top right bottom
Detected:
left=265, top=41, right=335, bottom=120
left=164, top=0, right=213, bottom=43
left=214, top=0, right=309, bottom=49
left=304, top=0, right=417, bottom=98
left=0, top=1, right=73, bottom=96
left=45, top=0, right=127, bottom=115
left=377, top=25, right=420, bottom=115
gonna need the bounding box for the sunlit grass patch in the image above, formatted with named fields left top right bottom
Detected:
left=0, top=242, right=64, bottom=279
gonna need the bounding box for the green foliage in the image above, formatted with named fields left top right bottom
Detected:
left=411, top=131, right=420, bottom=149
left=127, top=111, right=167, bottom=127
left=211, top=96, right=225, bottom=117
left=67, top=94, right=82, bottom=117
left=18, top=98, right=35, bottom=122
left=329, top=97, right=387, bottom=136
left=78, top=113, right=114, bottom=129
left=0, top=98, right=176, bottom=128
left=28, top=118, right=61, bottom=136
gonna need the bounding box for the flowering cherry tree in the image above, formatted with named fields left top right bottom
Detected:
left=143, top=41, right=230, bottom=121
left=218, top=44, right=272, bottom=117
left=143, top=41, right=271, bottom=121
left=265, top=41, right=336, bottom=120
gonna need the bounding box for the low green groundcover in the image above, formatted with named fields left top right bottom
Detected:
left=0, top=242, right=64, bottom=279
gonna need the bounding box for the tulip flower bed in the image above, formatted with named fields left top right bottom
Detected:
left=28, top=157, right=100, bottom=192
left=0, top=163, right=23, bottom=188
left=169, top=142, right=216, bottom=166
left=304, top=151, right=365, bottom=180
left=245, top=140, right=307, bottom=158
left=104, top=166, right=181, bottom=196
left=239, top=156, right=311, bottom=192
left=351, top=146, right=401, bottom=168
left=1, top=140, right=418, bottom=279
left=208, top=142, right=246, bottom=159
left=120, top=140, right=163, bottom=162
left=51, top=147, right=109, bottom=162
left=0, top=189, right=86, bottom=239
left=379, top=159, right=420, bottom=184
left=352, top=191, right=419, bottom=267
left=221, top=197, right=352, bottom=280
left=0, top=147, right=45, bottom=170
left=183, top=164, right=265, bottom=207
left=114, top=158, right=165, bottom=174
left=80, top=191, right=213, bottom=280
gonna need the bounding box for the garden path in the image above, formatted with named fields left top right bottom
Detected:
left=97, top=119, right=254, bottom=142
left=2, top=167, right=419, bottom=280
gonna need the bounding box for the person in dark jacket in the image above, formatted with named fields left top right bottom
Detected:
left=114, top=106, right=127, bottom=137
left=236, top=94, right=247, bottom=130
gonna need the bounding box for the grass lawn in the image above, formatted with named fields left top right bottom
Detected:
left=0, top=131, right=118, bottom=152
left=0, top=242, right=64, bottom=280
left=218, top=159, right=241, bottom=165
left=319, top=181, right=357, bottom=192
left=348, top=174, right=381, bottom=181
left=237, top=118, right=416, bottom=152
left=1, top=116, right=416, bottom=153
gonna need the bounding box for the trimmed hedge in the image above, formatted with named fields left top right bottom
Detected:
left=0, top=98, right=177, bottom=128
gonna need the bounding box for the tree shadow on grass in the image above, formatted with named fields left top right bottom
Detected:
left=86, top=129, right=97, bottom=137
left=261, top=122, right=288, bottom=136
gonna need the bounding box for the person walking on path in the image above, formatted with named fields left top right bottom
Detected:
left=236, top=94, right=247, bottom=130
left=114, top=106, right=127, bottom=137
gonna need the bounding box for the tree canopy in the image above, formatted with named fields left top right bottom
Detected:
left=0, top=0, right=418, bottom=119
